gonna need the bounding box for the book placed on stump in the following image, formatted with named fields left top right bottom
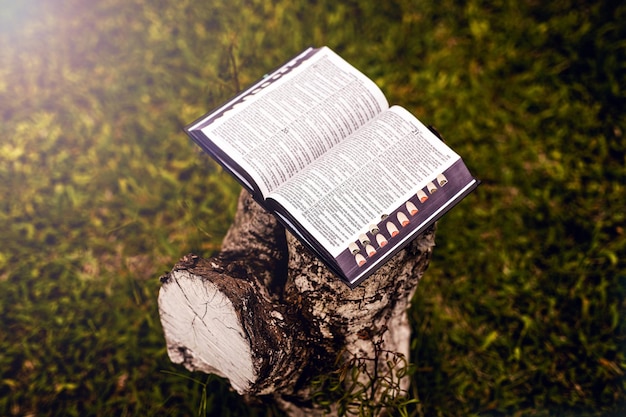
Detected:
left=184, top=46, right=479, bottom=289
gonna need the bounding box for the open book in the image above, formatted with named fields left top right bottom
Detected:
left=185, top=46, right=478, bottom=288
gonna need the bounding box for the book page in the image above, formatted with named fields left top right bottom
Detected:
left=268, top=106, right=460, bottom=257
left=197, top=47, right=388, bottom=197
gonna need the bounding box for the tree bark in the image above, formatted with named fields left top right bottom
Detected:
left=158, top=189, right=435, bottom=416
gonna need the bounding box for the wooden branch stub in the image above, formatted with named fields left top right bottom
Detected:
left=159, top=265, right=256, bottom=392
left=159, top=253, right=310, bottom=396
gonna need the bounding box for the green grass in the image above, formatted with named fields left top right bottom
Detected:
left=1, top=0, right=624, bottom=415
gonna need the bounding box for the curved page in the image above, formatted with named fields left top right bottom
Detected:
left=197, top=47, right=389, bottom=197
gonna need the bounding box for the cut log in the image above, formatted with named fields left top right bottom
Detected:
left=158, top=189, right=435, bottom=416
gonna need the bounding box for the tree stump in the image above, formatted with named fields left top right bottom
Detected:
left=158, top=189, right=435, bottom=416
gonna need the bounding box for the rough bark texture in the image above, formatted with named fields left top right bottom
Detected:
left=158, top=189, right=435, bottom=416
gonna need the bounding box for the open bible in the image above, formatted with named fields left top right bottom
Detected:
left=185, top=46, right=479, bottom=288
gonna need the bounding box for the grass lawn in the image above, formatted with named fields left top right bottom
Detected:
left=1, top=0, right=624, bottom=415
